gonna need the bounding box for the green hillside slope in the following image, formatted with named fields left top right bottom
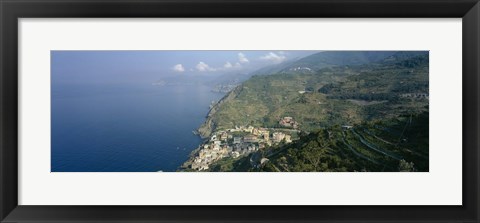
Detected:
left=208, top=112, right=428, bottom=172
left=188, top=51, right=429, bottom=172
left=198, top=52, right=428, bottom=136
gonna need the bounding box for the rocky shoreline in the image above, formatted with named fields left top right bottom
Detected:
left=197, top=85, right=243, bottom=138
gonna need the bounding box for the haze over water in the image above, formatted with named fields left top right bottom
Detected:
left=50, top=50, right=315, bottom=172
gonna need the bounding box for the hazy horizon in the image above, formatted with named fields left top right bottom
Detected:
left=51, top=50, right=317, bottom=86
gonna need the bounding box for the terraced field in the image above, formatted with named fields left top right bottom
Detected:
left=211, top=112, right=428, bottom=172
left=194, top=51, right=429, bottom=172
left=320, top=112, right=427, bottom=172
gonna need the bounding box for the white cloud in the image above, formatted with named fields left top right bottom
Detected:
left=238, top=53, right=249, bottom=63
left=172, top=64, right=185, bottom=72
left=223, top=61, right=242, bottom=70
left=224, top=62, right=233, bottom=68
left=196, top=62, right=216, bottom=72
left=260, top=52, right=286, bottom=63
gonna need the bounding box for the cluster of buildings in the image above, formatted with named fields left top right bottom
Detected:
left=191, top=141, right=229, bottom=171
left=289, top=66, right=313, bottom=72
left=400, top=93, right=429, bottom=99
left=272, top=132, right=292, bottom=143
left=279, top=116, right=299, bottom=129
left=190, top=123, right=295, bottom=171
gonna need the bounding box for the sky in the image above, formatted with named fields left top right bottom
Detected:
left=51, top=50, right=317, bottom=85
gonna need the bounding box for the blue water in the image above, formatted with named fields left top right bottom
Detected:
left=51, top=83, right=223, bottom=172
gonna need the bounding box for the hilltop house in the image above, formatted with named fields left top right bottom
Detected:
left=279, top=117, right=298, bottom=129
left=233, top=137, right=242, bottom=144
left=220, top=132, right=228, bottom=141
left=285, top=134, right=292, bottom=143
left=342, top=125, right=353, bottom=130
left=273, top=132, right=286, bottom=143
left=243, top=134, right=258, bottom=143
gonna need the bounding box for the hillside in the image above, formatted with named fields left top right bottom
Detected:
left=188, top=51, right=429, bottom=172
left=198, top=51, right=428, bottom=136
left=208, top=112, right=428, bottom=172
left=286, top=51, right=398, bottom=70
left=250, top=51, right=398, bottom=76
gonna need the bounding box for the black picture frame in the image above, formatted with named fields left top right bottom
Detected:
left=1, top=0, right=479, bottom=222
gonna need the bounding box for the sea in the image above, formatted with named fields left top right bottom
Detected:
left=51, top=83, right=224, bottom=172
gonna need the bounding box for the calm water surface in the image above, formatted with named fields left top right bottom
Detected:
left=51, top=83, right=223, bottom=172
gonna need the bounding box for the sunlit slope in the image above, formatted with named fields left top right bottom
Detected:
left=199, top=51, right=429, bottom=135
left=209, top=113, right=429, bottom=172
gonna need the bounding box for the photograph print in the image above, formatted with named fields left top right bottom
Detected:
left=51, top=50, right=429, bottom=172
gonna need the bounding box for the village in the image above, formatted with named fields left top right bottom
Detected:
left=190, top=117, right=299, bottom=171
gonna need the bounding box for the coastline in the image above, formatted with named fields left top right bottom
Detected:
left=197, top=85, right=243, bottom=138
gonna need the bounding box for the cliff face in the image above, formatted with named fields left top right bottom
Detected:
left=197, top=85, right=243, bottom=138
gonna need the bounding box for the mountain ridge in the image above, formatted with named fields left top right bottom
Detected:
left=198, top=51, right=428, bottom=137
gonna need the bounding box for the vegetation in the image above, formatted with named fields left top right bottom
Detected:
left=195, top=51, right=429, bottom=172
left=208, top=112, right=428, bottom=172
left=200, top=52, right=428, bottom=133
